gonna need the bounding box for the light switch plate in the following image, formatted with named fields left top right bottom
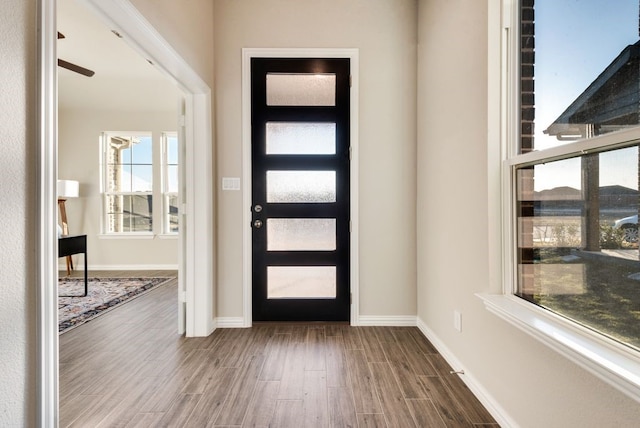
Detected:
left=222, top=177, right=241, bottom=191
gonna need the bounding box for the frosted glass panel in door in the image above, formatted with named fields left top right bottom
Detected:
left=266, top=74, right=336, bottom=106
left=266, top=122, right=336, bottom=154
left=267, top=218, right=336, bottom=251
left=266, top=171, right=336, bottom=203
left=267, top=266, right=337, bottom=298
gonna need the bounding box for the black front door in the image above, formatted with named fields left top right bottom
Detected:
left=251, top=57, right=350, bottom=321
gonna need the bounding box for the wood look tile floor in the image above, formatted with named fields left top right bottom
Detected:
left=59, top=271, right=499, bottom=427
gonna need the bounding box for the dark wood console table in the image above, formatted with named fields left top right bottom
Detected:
left=59, top=234, right=88, bottom=297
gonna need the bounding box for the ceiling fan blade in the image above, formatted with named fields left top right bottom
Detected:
left=58, top=59, right=95, bottom=77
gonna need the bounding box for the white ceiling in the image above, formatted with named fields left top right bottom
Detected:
left=57, top=0, right=180, bottom=111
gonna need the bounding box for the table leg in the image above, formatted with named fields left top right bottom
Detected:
left=65, top=256, right=72, bottom=276
left=83, top=251, right=88, bottom=296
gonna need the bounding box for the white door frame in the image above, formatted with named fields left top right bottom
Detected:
left=241, top=48, right=360, bottom=327
left=37, top=0, right=215, bottom=424
left=78, top=0, right=215, bottom=334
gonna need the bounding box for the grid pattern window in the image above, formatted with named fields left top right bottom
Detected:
left=102, top=133, right=154, bottom=233
left=513, top=1, right=640, bottom=351
left=163, top=132, right=179, bottom=234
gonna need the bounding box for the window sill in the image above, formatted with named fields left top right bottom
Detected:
left=477, top=293, right=640, bottom=403
left=157, top=233, right=178, bottom=240
left=99, top=233, right=154, bottom=240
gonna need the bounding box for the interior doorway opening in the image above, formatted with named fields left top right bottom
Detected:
left=38, top=0, right=214, bottom=424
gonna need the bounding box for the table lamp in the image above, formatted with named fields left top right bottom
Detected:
left=57, top=179, right=79, bottom=275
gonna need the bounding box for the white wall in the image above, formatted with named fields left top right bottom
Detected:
left=129, top=0, right=215, bottom=90
left=0, top=0, right=36, bottom=425
left=213, top=0, right=418, bottom=320
left=416, top=0, right=640, bottom=426
left=58, top=108, right=180, bottom=268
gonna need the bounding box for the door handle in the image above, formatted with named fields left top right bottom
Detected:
left=253, top=219, right=263, bottom=229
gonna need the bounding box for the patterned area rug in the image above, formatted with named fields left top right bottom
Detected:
left=58, top=277, right=171, bottom=334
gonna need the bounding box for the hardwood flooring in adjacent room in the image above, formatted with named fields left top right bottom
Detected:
left=59, top=271, right=498, bottom=427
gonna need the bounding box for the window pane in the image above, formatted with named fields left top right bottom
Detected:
left=516, top=145, right=640, bottom=350
left=106, top=194, right=152, bottom=233
left=105, top=134, right=153, bottom=192
left=267, top=266, right=336, bottom=299
left=523, top=1, right=639, bottom=152
left=163, top=133, right=179, bottom=234
left=266, top=73, right=336, bottom=106
left=120, top=145, right=132, bottom=164
left=107, top=164, right=152, bottom=193
left=267, top=218, right=336, bottom=251
left=106, top=213, right=123, bottom=233
left=167, top=165, right=178, bottom=193
left=106, top=163, right=124, bottom=192
left=103, top=133, right=154, bottom=234
left=167, top=194, right=179, bottom=233
left=130, top=165, right=153, bottom=192
left=266, top=122, right=336, bottom=154
left=131, top=135, right=153, bottom=164
left=167, top=134, right=179, bottom=164
left=267, top=171, right=336, bottom=203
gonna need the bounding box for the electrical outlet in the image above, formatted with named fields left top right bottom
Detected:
left=454, top=310, right=462, bottom=332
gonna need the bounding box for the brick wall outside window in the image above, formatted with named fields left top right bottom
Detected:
left=518, top=0, right=535, bottom=291
left=521, top=0, right=535, bottom=153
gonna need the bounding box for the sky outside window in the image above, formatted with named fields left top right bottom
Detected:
left=533, top=0, right=639, bottom=191
left=166, top=134, right=179, bottom=193
left=119, top=135, right=153, bottom=191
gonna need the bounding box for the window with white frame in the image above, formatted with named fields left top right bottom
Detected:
left=490, top=0, right=640, bottom=400
left=102, top=133, right=154, bottom=234
left=162, top=132, right=179, bottom=234
left=514, top=0, right=640, bottom=351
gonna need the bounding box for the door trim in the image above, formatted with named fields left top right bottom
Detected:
left=37, top=1, right=58, bottom=425
left=38, top=0, right=214, bottom=424
left=241, top=48, right=360, bottom=327
left=80, top=0, right=215, bottom=337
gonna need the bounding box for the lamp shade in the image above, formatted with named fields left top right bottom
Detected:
left=57, top=180, right=79, bottom=198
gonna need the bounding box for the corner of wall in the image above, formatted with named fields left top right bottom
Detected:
left=416, top=316, right=518, bottom=428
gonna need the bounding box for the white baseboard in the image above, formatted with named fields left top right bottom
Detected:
left=215, top=317, right=247, bottom=328
left=356, top=315, right=417, bottom=326
left=214, top=315, right=416, bottom=328
left=416, top=317, right=518, bottom=428
left=58, top=263, right=179, bottom=271
left=199, top=319, right=217, bottom=337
